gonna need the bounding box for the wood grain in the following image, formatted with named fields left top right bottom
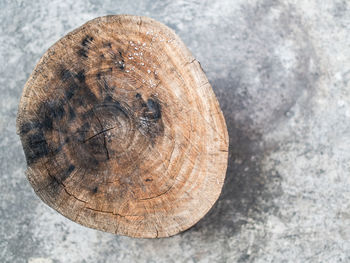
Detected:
left=16, top=15, right=228, bottom=238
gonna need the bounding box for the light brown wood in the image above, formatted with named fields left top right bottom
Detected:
left=16, top=15, right=228, bottom=238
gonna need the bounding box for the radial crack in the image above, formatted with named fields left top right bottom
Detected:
left=82, top=126, right=116, bottom=143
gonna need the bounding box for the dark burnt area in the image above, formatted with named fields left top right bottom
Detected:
left=22, top=55, right=165, bottom=170
left=78, top=48, right=88, bottom=58
left=81, top=122, right=91, bottom=130
left=21, top=63, right=97, bottom=165
left=20, top=99, right=68, bottom=165
left=144, top=99, right=161, bottom=120
left=21, top=100, right=69, bottom=165
left=60, top=67, right=98, bottom=106
left=82, top=36, right=94, bottom=46
left=52, top=142, right=64, bottom=155
left=23, top=130, right=49, bottom=165
left=80, top=86, right=98, bottom=105
left=73, top=96, right=86, bottom=107
left=75, top=70, right=85, bottom=83
left=83, top=134, right=108, bottom=161
left=70, top=100, right=132, bottom=166
left=46, top=158, right=76, bottom=183
left=103, top=94, right=115, bottom=103
left=134, top=94, right=164, bottom=140
left=65, top=84, right=76, bottom=99
left=77, top=35, right=94, bottom=58
left=60, top=67, right=85, bottom=84
left=80, top=108, right=95, bottom=122
left=38, top=100, right=65, bottom=131
left=60, top=68, right=72, bottom=81
left=68, top=105, right=76, bottom=120
left=62, top=164, right=75, bottom=180
left=19, top=120, right=42, bottom=135
left=136, top=95, right=162, bottom=121
left=74, top=122, right=91, bottom=143
left=118, top=63, right=125, bottom=70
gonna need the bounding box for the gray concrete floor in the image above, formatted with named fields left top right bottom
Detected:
left=1, top=0, right=349, bottom=262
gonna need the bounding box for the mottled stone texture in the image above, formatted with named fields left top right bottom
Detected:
left=0, top=0, right=349, bottom=262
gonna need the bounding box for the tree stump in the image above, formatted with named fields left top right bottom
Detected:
left=16, top=15, right=228, bottom=238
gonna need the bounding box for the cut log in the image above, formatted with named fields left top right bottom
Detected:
left=16, top=15, right=228, bottom=238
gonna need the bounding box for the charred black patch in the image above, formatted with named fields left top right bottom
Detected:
left=20, top=103, right=68, bottom=164
left=65, top=89, right=74, bottom=100
left=81, top=107, right=96, bottom=120
left=78, top=83, right=98, bottom=105
left=65, top=82, right=78, bottom=100
left=53, top=142, right=64, bottom=155
left=137, top=96, right=164, bottom=140
left=75, top=70, right=85, bottom=83
left=84, top=135, right=108, bottom=159
left=103, top=81, right=111, bottom=91
left=52, top=102, right=65, bottom=120
left=23, top=131, right=49, bottom=165
left=19, top=121, right=42, bottom=134
left=73, top=96, right=85, bottom=107
left=60, top=68, right=72, bottom=81
left=82, top=35, right=94, bottom=47
left=81, top=122, right=91, bottom=131
left=144, top=99, right=161, bottom=120
left=134, top=93, right=147, bottom=108
left=78, top=48, right=88, bottom=58
left=42, top=114, right=53, bottom=131
left=39, top=101, right=65, bottom=131
left=104, top=95, right=112, bottom=103
left=118, top=63, right=125, bottom=70
left=63, top=164, right=75, bottom=179
left=74, top=123, right=91, bottom=142
left=78, top=36, right=93, bottom=58
left=68, top=105, right=76, bottom=120
left=20, top=122, right=32, bottom=134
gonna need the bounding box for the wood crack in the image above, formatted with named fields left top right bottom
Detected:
left=84, top=207, right=135, bottom=218
left=139, top=182, right=175, bottom=201
left=82, top=126, right=116, bottom=143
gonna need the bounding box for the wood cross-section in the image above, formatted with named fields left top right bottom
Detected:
left=16, top=15, right=228, bottom=238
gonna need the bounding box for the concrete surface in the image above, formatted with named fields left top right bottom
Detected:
left=0, top=0, right=349, bottom=262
